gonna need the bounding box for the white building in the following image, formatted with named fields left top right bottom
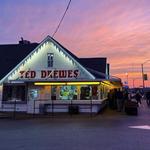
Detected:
left=0, top=36, right=122, bottom=114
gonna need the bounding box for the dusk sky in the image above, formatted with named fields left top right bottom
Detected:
left=0, top=0, right=150, bottom=87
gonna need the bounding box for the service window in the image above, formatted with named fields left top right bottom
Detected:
left=59, top=86, right=77, bottom=100
left=3, top=85, right=26, bottom=102
left=80, top=86, right=91, bottom=100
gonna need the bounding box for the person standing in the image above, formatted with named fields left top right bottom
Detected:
left=145, top=91, right=150, bottom=107
left=135, top=91, right=142, bottom=106
left=116, top=89, right=123, bottom=112
left=122, top=90, right=129, bottom=110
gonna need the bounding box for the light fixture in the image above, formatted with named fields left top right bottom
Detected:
left=67, top=82, right=100, bottom=85
left=34, top=82, right=66, bottom=85
left=34, top=81, right=101, bottom=86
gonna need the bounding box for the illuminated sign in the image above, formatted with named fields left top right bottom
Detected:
left=19, top=70, right=79, bottom=79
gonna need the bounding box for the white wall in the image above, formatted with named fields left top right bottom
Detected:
left=7, top=41, right=93, bottom=82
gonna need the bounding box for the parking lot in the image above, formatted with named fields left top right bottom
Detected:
left=0, top=101, right=150, bottom=150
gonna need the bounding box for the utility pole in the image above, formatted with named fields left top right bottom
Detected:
left=141, top=63, right=145, bottom=88
left=141, top=59, right=150, bottom=90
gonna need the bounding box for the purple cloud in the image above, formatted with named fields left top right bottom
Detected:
left=0, top=0, right=150, bottom=87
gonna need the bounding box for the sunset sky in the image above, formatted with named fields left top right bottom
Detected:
left=0, top=0, right=150, bottom=87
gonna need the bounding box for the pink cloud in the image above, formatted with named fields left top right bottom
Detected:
left=0, top=0, right=150, bottom=87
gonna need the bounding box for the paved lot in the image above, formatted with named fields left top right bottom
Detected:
left=0, top=101, right=150, bottom=150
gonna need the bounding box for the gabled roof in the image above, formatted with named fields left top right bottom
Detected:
left=51, top=38, right=107, bottom=79
left=51, top=37, right=79, bottom=61
left=0, top=36, right=107, bottom=82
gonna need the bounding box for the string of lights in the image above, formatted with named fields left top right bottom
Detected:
left=52, top=0, right=72, bottom=38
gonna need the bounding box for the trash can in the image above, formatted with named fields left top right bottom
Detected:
left=125, top=100, right=138, bottom=115
left=68, top=105, right=79, bottom=114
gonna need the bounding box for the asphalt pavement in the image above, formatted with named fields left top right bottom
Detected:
left=0, top=100, right=150, bottom=150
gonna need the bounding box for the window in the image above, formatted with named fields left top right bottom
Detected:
left=92, top=86, right=98, bottom=100
left=80, top=86, right=91, bottom=100
left=59, top=86, right=77, bottom=100
left=3, top=85, right=26, bottom=102
left=47, top=53, right=54, bottom=67
left=51, top=86, right=57, bottom=100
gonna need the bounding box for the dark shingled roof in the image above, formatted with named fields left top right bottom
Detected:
left=0, top=38, right=107, bottom=80
left=79, top=58, right=106, bottom=79
left=0, top=43, right=38, bottom=79
left=79, top=58, right=106, bottom=73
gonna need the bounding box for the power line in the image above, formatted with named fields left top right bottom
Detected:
left=52, top=0, right=72, bottom=38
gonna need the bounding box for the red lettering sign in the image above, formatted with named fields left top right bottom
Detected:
left=41, top=70, right=47, bottom=78
left=53, top=70, right=58, bottom=78
left=47, top=70, right=53, bottom=78
left=74, top=70, right=79, bottom=78
left=19, top=70, right=79, bottom=79
left=19, top=70, right=36, bottom=78
left=68, top=70, right=73, bottom=78
left=19, top=71, right=25, bottom=78
left=59, top=70, right=67, bottom=78
left=30, top=71, right=36, bottom=78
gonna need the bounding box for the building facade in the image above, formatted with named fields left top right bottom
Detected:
left=0, top=36, right=122, bottom=114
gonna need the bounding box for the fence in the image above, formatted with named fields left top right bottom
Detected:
left=33, top=99, right=94, bottom=117
left=0, top=101, right=27, bottom=119
left=0, top=99, right=106, bottom=119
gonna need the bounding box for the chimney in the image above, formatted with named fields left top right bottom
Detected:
left=19, top=37, right=31, bottom=44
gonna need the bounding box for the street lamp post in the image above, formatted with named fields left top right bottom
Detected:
left=141, top=60, right=150, bottom=89
left=132, top=79, right=135, bottom=88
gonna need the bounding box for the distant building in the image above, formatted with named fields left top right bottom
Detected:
left=0, top=36, right=122, bottom=114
